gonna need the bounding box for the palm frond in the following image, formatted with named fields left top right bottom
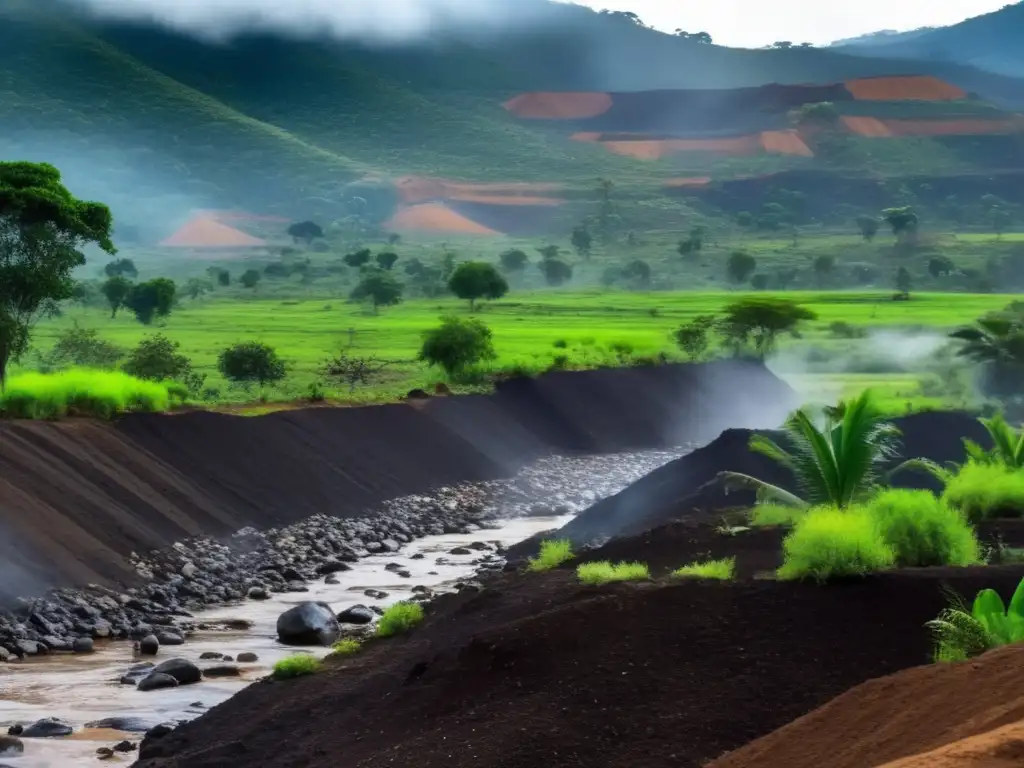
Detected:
left=715, top=471, right=808, bottom=508
left=786, top=408, right=843, bottom=506
left=748, top=433, right=796, bottom=470
left=888, top=458, right=953, bottom=486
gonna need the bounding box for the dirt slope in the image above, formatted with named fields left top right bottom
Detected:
left=0, top=361, right=794, bottom=598
left=708, top=643, right=1024, bottom=768
left=874, top=720, right=1024, bottom=768
left=133, top=559, right=1024, bottom=768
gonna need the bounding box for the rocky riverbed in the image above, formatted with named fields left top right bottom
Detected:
left=0, top=447, right=684, bottom=766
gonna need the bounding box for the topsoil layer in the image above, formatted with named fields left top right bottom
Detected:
left=0, top=360, right=794, bottom=598
left=133, top=521, right=1024, bottom=768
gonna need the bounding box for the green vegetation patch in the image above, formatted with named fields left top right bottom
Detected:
left=865, top=488, right=981, bottom=567
left=928, top=577, right=1024, bottom=663
left=749, top=503, right=806, bottom=528
left=0, top=369, right=178, bottom=419
left=330, top=639, right=362, bottom=657
left=526, top=539, right=575, bottom=572
left=777, top=505, right=895, bottom=582
left=672, top=557, right=736, bottom=581
left=942, top=463, right=1024, bottom=522
left=376, top=602, right=425, bottom=638
left=272, top=653, right=321, bottom=680
left=576, top=561, right=650, bottom=585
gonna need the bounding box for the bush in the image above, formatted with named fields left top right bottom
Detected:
left=125, top=278, right=176, bottom=325
left=942, top=463, right=1024, bottom=522
left=272, top=654, right=320, bottom=680
left=777, top=505, right=895, bottom=582
left=36, top=324, right=123, bottom=371
left=0, top=369, right=175, bottom=419
left=865, top=489, right=981, bottom=567
left=418, top=315, right=496, bottom=376
left=577, top=561, right=650, bottom=585
left=749, top=503, right=806, bottom=527
left=927, top=578, right=1024, bottom=662
left=526, top=539, right=574, bottom=572
left=217, top=342, right=287, bottom=389
left=376, top=602, right=424, bottom=638
left=330, top=639, right=362, bottom=657
left=672, top=557, right=735, bottom=581
left=122, top=334, right=193, bottom=381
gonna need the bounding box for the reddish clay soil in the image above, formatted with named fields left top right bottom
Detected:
left=709, top=643, right=1024, bottom=768
left=844, top=76, right=967, bottom=101
left=133, top=533, right=1024, bottom=768
left=158, top=215, right=267, bottom=248
left=502, top=91, right=613, bottom=119
left=384, top=202, right=500, bottom=235
left=759, top=129, right=814, bottom=156
left=598, top=135, right=763, bottom=159
left=843, top=116, right=1024, bottom=137
left=394, top=177, right=564, bottom=205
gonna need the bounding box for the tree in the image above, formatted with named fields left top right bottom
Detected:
left=536, top=244, right=562, bottom=261
left=125, top=278, right=176, bottom=325
left=447, top=261, right=508, bottom=311
left=571, top=224, right=593, bottom=259
left=122, top=333, right=199, bottom=394
left=184, top=277, right=213, bottom=300
left=419, top=315, right=496, bottom=377
left=813, top=255, right=836, bottom=286
left=101, top=276, right=132, bottom=318
left=104, top=258, right=137, bottom=279
left=287, top=220, right=324, bottom=245
left=719, top=298, right=817, bottom=358
left=928, top=255, right=956, bottom=278
left=375, top=251, right=399, bottom=271
left=677, top=226, right=704, bottom=259
left=772, top=40, right=793, bottom=48
left=499, top=249, right=529, bottom=273
left=387, top=233, right=401, bottom=246
left=989, top=207, right=1012, bottom=239
left=35, top=322, right=122, bottom=371
left=675, top=30, right=712, bottom=43
left=207, top=267, right=230, bottom=286
left=319, top=352, right=390, bottom=394
left=0, top=161, right=115, bottom=387
left=726, top=250, right=757, bottom=285
left=621, top=259, right=651, bottom=286
left=343, top=248, right=372, bottom=269
left=538, top=257, right=573, bottom=287
left=895, top=266, right=912, bottom=297
left=882, top=207, right=919, bottom=239
left=949, top=307, right=1024, bottom=399
left=217, top=342, right=286, bottom=389
left=674, top=315, right=717, bottom=361
left=350, top=269, right=403, bottom=313
left=240, top=269, right=261, bottom=289
left=855, top=215, right=880, bottom=241
left=751, top=274, right=770, bottom=290
left=718, top=390, right=923, bottom=509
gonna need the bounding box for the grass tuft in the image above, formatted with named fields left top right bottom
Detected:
left=376, top=602, right=424, bottom=638
left=865, top=488, right=981, bottom=567
left=526, top=539, right=574, bottom=572
left=777, top=505, right=895, bottom=582
left=330, top=638, right=362, bottom=657
left=672, top=557, right=736, bottom=581
left=942, top=463, right=1024, bottom=522
left=576, top=561, right=650, bottom=585
left=749, top=503, right=806, bottom=528
left=272, top=653, right=320, bottom=680
left=0, top=369, right=177, bottom=419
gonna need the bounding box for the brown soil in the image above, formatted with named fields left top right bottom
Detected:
left=394, top=177, right=564, bottom=205
left=844, top=76, right=967, bottom=101
left=158, top=215, right=267, bottom=248
left=844, top=116, right=1024, bottom=137
left=384, top=203, right=500, bottom=235
left=842, top=116, right=894, bottom=136
left=0, top=361, right=794, bottom=598
left=708, top=643, right=1024, bottom=768
left=502, top=91, right=613, bottom=119
left=662, top=176, right=712, bottom=188
left=759, top=129, right=814, bottom=156
left=597, top=135, right=762, bottom=159
left=132, top=535, right=1024, bottom=768
left=876, top=719, right=1024, bottom=768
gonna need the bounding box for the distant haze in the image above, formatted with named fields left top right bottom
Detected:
left=64, top=0, right=553, bottom=41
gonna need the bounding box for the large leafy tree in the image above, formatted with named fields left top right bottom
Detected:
left=718, top=298, right=817, bottom=359
left=949, top=306, right=1024, bottom=399
left=0, top=161, right=114, bottom=386
left=719, top=390, right=921, bottom=509
left=447, top=261, right=508, bottom=311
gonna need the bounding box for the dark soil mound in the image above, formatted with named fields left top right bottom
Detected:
left=507, top=410, right=990, bottom=560
left=133, top=558, right=1024, bottom=768
left=0, top=361, right=793, bottom=597
left=708, top=644, right=1024, bottom=768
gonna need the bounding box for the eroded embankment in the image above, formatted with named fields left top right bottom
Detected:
left=0, top=361, right=795, bottom=597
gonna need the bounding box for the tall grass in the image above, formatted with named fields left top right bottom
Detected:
left=576, top=561, right=650, bottom=585
left=0, top=369, right=178, bottom=419
left=865, top=488, right=981, bottom=567
left=376, top=602, right=424, bottom=638
left=777, top=505, right=895, bottom=582
left=672, top=557, right=736, bottom=581
left=942, top=463, right=1024, bottom=522
left=526, top=539, right=575, bottom=572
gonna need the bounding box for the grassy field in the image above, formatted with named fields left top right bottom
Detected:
left=22, top=289, right=1013, bottom=411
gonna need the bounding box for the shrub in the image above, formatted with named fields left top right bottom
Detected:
left=776, top=505, right=895, bottom=582
left=125, top=278, right=176, bottom=325
left=122, top=334, right=193, bottom=381
left=217, top=342, right=287, bottom=389
left=672, top=557, right=736, bottom=581
left=376, top=602, right=424, bottom=638
left=942, top=463, right=1024, bottom=522
left=865, top=489, right=980, bottom=567
left=272, top=654, right=320, bottom=680
left=331, top=639, right=362, bottom=657
left=576, top=561, right=650, bottom=585
left=36, top=324, right=123, bottom=371
left=749, top=503, right=806, bottom=527
left=419, top=315, right=496, bottom=376
left=350, top=270, right=403, bottom=314
left=927, top=578, right=1024, bottom=662
left=526, top=539, right=574, bottom=572
left=0, top=369, right=175, bottom=419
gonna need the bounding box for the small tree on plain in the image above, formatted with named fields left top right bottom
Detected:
left=240, top=269, right=261, bottom=289
left=218, top=341, right=286, bottom=389
left=571, top=225, right=593, bottom=259
left=882, top=207, right=919, bottom=240
left=447, top=261, right=509, bottom=311
left=855, top=215, right=879, bottom=241
left=122, top=334, right=204, bottom=394
left=350, top=269, right=403, bottom=314
left=287, top=221, right=324, bottom=245
left=726, top=251, right=757, bottom=285
left=499, top=249, right=529, bottom=274
left=101, top=276, right=132, bottom=318
left=207, top=267, right=230, bottom=286
left=621, top=259, right=651, bottom=287
left=343, top=248, right=372, bottom=269
left=184, top=277, right=213, bottom=300
left=319, top=352, right=390, bottom=394
left=928, top=256, right=956, bottom=278
left=895, top=266, right=913, bottom=298
left=104, top=258, right=138, bottom=279
left=36, top=322, right=123, bottom=372
left=813, top=255, right=836, bottom=287
left=375, top=251, right=399, bottom=271
left=125, top=278, right=176, bottom=325
left=719, top=298, right=818, bottom=358
left=536, top=244, right=562, bottom=261
left=674, top=315, right=717, bottom=361
left=538, top=258, right=573, bottom=287
left=419, top=315, right=496, bottom=377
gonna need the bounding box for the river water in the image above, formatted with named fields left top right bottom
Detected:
left=1, top=513, right=575, bottom=767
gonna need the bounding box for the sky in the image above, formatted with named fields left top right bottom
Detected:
left=570, top=1, right=1012, bottom=48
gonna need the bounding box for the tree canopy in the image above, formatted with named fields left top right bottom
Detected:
left=447, top=261, right=508, bottom=310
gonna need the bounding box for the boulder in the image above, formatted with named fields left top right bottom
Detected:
left=236, top=652, right=259, bottom=663
left=152, top=658, right=202, bottom=685
left=199, top=652, right=224, bottom=660
left=137, top=673, right=180, bottom=692
left=84, top=717, right=155, bottom=733
left=202, top=665, right=240, bottom=678
left=336, top=605, right=375, bottom=625
left=72, top=637, right=95, bottom=654
left=316, top=560, right=352, bottom=575
left=0, top=736, right=23, bottom=757
left=276, top=602, right=339, bottom=646
left=247, top=586, right=269, bottom=600
left=155, top=631, right=184, bottom=646
left=22, top=718, right=73, bottom=738
left=139, top=635, right=160, bottom=656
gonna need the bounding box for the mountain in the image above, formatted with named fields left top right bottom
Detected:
left=835, top=3, right=1024, bottom=77
left=830, top=28, right=935, bottom=48
left=4, top=0, right=1024, bottom=237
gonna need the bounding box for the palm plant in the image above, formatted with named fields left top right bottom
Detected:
left=719, top=389, right=920, bottom=509
left=950, top=308, right=1024, bottom=400
left=964, top=413, right=1024, bottom=469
